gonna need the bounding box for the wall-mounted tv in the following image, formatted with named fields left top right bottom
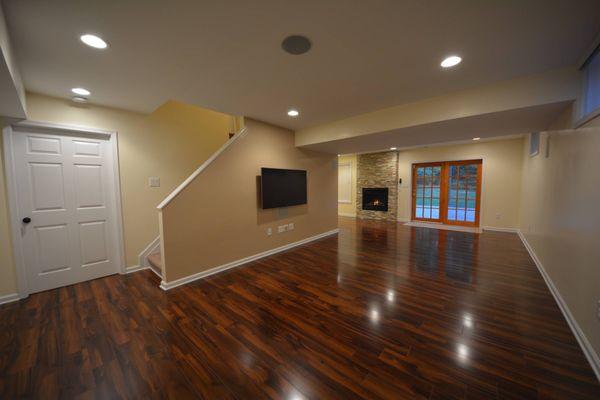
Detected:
left=261, top=168, right=307, bottom=209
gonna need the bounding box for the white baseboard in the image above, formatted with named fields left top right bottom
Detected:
left=126, top=264, right=163, bottom=279
left=338, top=212, right=356, bottom=218
left=0, top=292, right=20, bottom=305
left=147, top=264, right=163, bottom=279
left=160, top=228, right=340, bottom=291
left=125, top=265, right=146, bottom=274
left=483, top=226, right=519, bottom=233
left=518, top=230, right=600, bottom=381
left=404, top=221, right=482, bottom=233
left=138, top=236, right=161, bottom=268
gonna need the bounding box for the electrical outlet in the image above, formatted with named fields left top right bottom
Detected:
left=267, top=227, right=272, bottom=236
left=288, top=222, right=294, bottom=230
left=496, top=213, right=501, bottom=220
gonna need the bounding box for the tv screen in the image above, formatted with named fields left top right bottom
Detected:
left=261, top=168, right=307, bottom=209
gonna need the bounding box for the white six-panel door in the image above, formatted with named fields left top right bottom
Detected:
left=11, top=128, right=120, bottom=294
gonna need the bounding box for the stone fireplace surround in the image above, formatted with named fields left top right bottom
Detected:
left=356, top=151, right=399, bottom=221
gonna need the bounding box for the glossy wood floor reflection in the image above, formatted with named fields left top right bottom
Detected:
left=1, top=217, right=598, bottom=399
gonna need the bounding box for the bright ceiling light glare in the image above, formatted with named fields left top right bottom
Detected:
left=457, top=343, right=469, bottom=361
left=80, top=34, right=108, bottom=49
left=441, top=55, right=462, bottom=68
left=386, top=290, right=395, bottom=303
left=370, top=308, right=380, bottom=324
left=472, top=137, right=481, bottom=141
left=463, top=314, right=473, bottom=328
left=71, top=96, right=88, bottom=103
left=390, top=147, right=397, bottom=150
left=71, top=87, right=91, bottom=96
left=287, top=109, right=299, bottom=117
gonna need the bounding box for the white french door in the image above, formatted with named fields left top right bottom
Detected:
left=9, top=126, right=121, bottom=294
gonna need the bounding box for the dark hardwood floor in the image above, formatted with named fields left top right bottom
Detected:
left=1, top=217, right=598, bottom=399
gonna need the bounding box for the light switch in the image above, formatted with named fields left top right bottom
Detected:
left=149, top=177, right=160, bottom=187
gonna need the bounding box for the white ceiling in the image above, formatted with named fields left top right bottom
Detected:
left=4, top=0, right=600, bottom=130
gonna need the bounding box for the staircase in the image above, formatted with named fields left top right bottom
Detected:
left=147, top=252, right=162, bottom=276
left=154, top=124, right=247, bottom=288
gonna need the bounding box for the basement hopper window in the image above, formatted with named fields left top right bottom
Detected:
left=580, top=45, right=600, bottom=122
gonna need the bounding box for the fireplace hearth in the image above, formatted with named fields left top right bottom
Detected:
left=362, top=188, right=389, bottom=211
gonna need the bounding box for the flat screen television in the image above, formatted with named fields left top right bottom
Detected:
left=261, top=168, right=307, bottom=209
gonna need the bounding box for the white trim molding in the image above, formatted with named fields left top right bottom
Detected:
left=518, top=231, right=600, bottom=381
left=404, top=221, right=482, bottom=233
left=2, top=127, right=28, bottom=298
left=125, top=265, right=162, bottom=279
left=160, top=229, right=339, bottom=291
left=11, top=120, right=115, bottom=137
left=138, top=236, right=161, bottom=268
left=482, top=226, right=519, bottom=233
left=125, top=265, right=146, bottom=274
left=157, top=127, right=248, bottom=209
left=148, top=266, right=162, bottom=279
left=0, top=293, right=20, bottom=306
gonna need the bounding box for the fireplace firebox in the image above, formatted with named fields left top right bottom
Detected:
left=362, top=188, right=389, bottom=211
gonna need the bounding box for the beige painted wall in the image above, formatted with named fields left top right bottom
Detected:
left=0, top=93, right=234, bottom=296
left=337, top=154, right=357, bottom=217
left=161, top=118, right=338, bottom=282
left=520, top=112, right=600, bottom=359
left=396, top=138, right=524, bottom=228
left=0, top=118, right=18, bottom=296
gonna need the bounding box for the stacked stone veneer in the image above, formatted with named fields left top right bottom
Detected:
left=356, top=151, right=399, bottom=221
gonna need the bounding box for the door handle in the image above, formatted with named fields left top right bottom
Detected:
left=22, top=217, right=31, bottom=224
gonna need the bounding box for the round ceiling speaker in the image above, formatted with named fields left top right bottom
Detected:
left=281, top=35, right=311, bottom=55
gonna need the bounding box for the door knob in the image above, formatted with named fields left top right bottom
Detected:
left=22, top=217, right=31, bottom=224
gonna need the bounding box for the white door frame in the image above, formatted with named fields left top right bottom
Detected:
left=2, top=120, right=126, bottom=299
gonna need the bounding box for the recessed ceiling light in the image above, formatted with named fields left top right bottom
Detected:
left=441, top=55, right=462, bottom=68
left=71, top=96, right=88, bottom=103
left=337, top=154, right=341, bottom=157
left=390, top=147, right=397, bottom=150
left=80, top=34, right=108, bottom=49
left=472, top=137, right=481, bottom=141
left=71, top=87, right=91, bottom=96
left=281, top=35, right=311, bottom=55
left=287, top=109, right=299, bottom=117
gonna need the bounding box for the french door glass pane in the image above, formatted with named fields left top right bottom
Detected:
left=415, top=165, right=441, bottom=220
left=447, top=163, right=478, bottom=223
